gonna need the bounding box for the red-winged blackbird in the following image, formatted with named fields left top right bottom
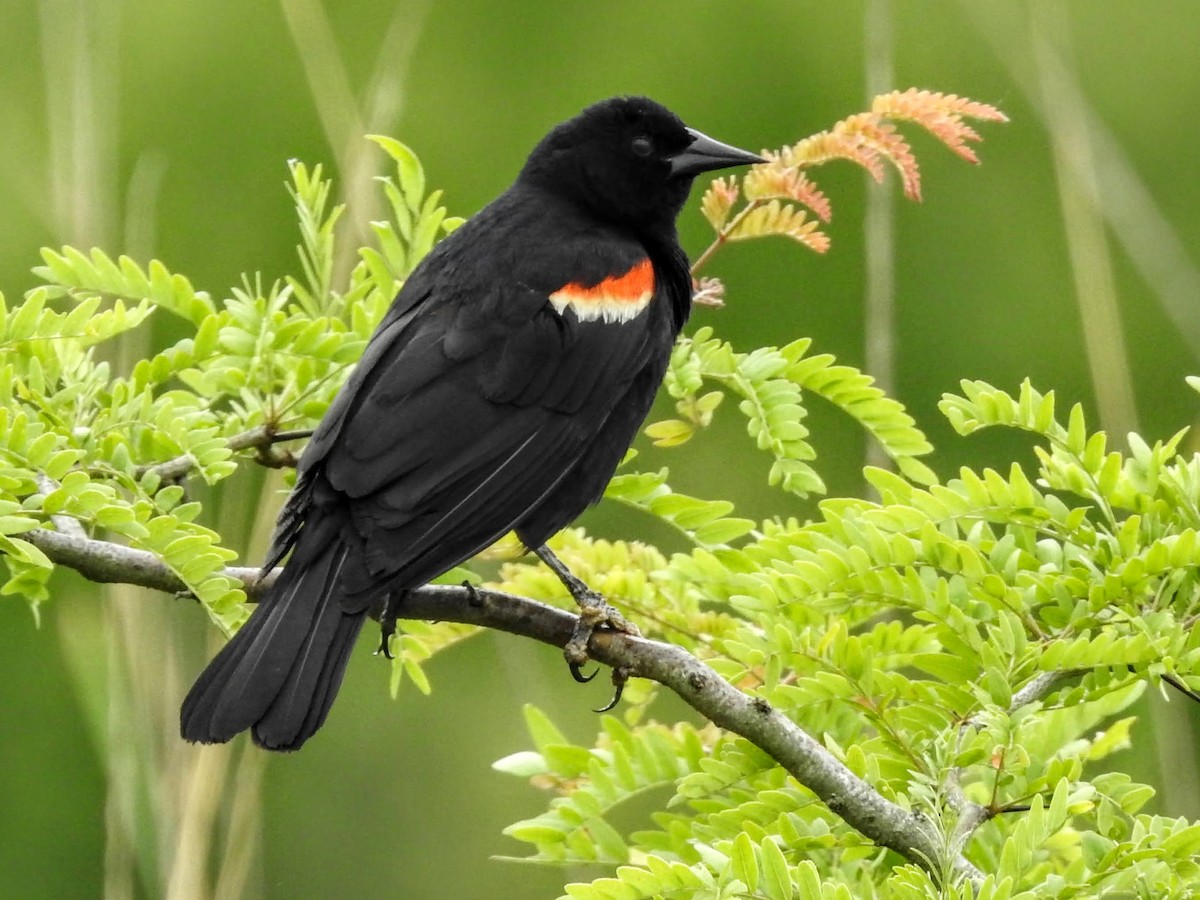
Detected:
left=180, top=96, right=761, bottom=751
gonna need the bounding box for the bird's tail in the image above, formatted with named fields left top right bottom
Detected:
left=180, top=520, right=365, bottom=751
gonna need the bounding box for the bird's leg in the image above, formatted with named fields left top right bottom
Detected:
left=533, top=544, right=639, bottom=705
left=374, top=589, right=408, bottom=659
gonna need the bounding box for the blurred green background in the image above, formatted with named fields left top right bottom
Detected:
left=3, top=1, right=1200, bottom=897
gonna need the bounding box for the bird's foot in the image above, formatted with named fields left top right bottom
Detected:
left=374, top=590, right=406, bottom=659
left=535, top=543, right=639, bottom=711
left=562, top=587, right=639, bottom=669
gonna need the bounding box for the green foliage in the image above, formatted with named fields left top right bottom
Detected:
left=604, top=458, right=756, bottom=549
left=0, top=138, right=457, bottom=630
left=4, top=136, right=1199, bottom=899
left=648, top=330, right=936, bottom=495
left=488, top=373, right=1200, bottom=897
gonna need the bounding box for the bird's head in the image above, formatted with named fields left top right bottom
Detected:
left=519, top=96, right=762, bottom=234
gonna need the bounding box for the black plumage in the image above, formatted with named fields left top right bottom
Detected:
left=181, top=96, right=761, bottom=750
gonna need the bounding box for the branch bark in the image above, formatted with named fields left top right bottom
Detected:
left=948, top=668, right=1084, bottom=850
left=23, top=525, right=983, bottom=886
left=135, top=426, right=313, bottom=483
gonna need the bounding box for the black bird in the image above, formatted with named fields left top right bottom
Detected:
left=181, top=96, right=762, bottom=750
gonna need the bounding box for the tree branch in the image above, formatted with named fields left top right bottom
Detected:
left=23, top=525, right=983, bottom=886
left=948, top=668, right=1085, bottom=849
left=35, top=475, right=88, bottom=540
left=1009, top=669, right=1079, bottom=709
left=135, top=426, right=314, bottom=482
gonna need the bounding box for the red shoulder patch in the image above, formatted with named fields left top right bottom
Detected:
left=548, top=258, right=654, bottom=323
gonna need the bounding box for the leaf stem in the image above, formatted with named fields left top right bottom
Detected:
left=690, top=199, right=763, bottom=276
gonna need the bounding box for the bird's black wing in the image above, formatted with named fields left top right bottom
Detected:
left=273, top=219, right=669, bottom=610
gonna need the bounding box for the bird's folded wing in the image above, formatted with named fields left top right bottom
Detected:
left=284, top=276, right=659, bottom=605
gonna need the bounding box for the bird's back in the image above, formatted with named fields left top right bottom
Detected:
left=282, top=181, right=692, bottom=597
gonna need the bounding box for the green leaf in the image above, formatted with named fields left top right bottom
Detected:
left=0, top=515, right=40, bottom=535
left=692, top=517, right=755, bottom=547
left=523, top=704, right=568, bottom=753
left=730, top=832, right=758, bottom=893
left=368, top=135, right=425, bottom=203
left=758, top=838, right=791, bottom=900
left=643, top=418, right=694, bottom=447
left=492, top=751, right=549, bottom=777
left=0, top=536, right=53, bottom=568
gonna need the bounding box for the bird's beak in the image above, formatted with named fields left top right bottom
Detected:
left=669, top=127, right=764, bottom=178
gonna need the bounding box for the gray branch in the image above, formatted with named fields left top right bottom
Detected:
left=948, top=668, right=1084, bottom=850
left=22, top=525, right=983, bottom=886
left=1009, top=669, right=1080, bottom=710
left=135, top=426, right=314, bottom=482
left=35, top=475, right=88, bottom=539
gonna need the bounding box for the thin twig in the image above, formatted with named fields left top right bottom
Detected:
left=1009, top=669, right=1078, bottom=710
left=689, top=199, right=763, bottom=275
left=1163, top=674, right=1200, bottom=705
left=134, top=426, right=314, bottom=483
left=948, top=668, right=1083, bottom=849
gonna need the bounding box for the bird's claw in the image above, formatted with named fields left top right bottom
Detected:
left=569, top=661, right=598, bottom=683
left=376, top=617, right=396, bottom=659
left=374, top=591, right=404, bottom=659
left=461, top=579, right=483, bottom=606
left=562, top=587, right=639, bottom=711
left=594, top=667, right=630, bottom=713
left=563, top=590, right=639, bottom=659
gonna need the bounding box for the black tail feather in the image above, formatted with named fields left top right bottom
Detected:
left=181, top=527, right=364, bottom=751
left=257, top=610, right=364, bottom=750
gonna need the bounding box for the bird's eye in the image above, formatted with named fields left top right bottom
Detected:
left=631, top=136, right=654, bottom=157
